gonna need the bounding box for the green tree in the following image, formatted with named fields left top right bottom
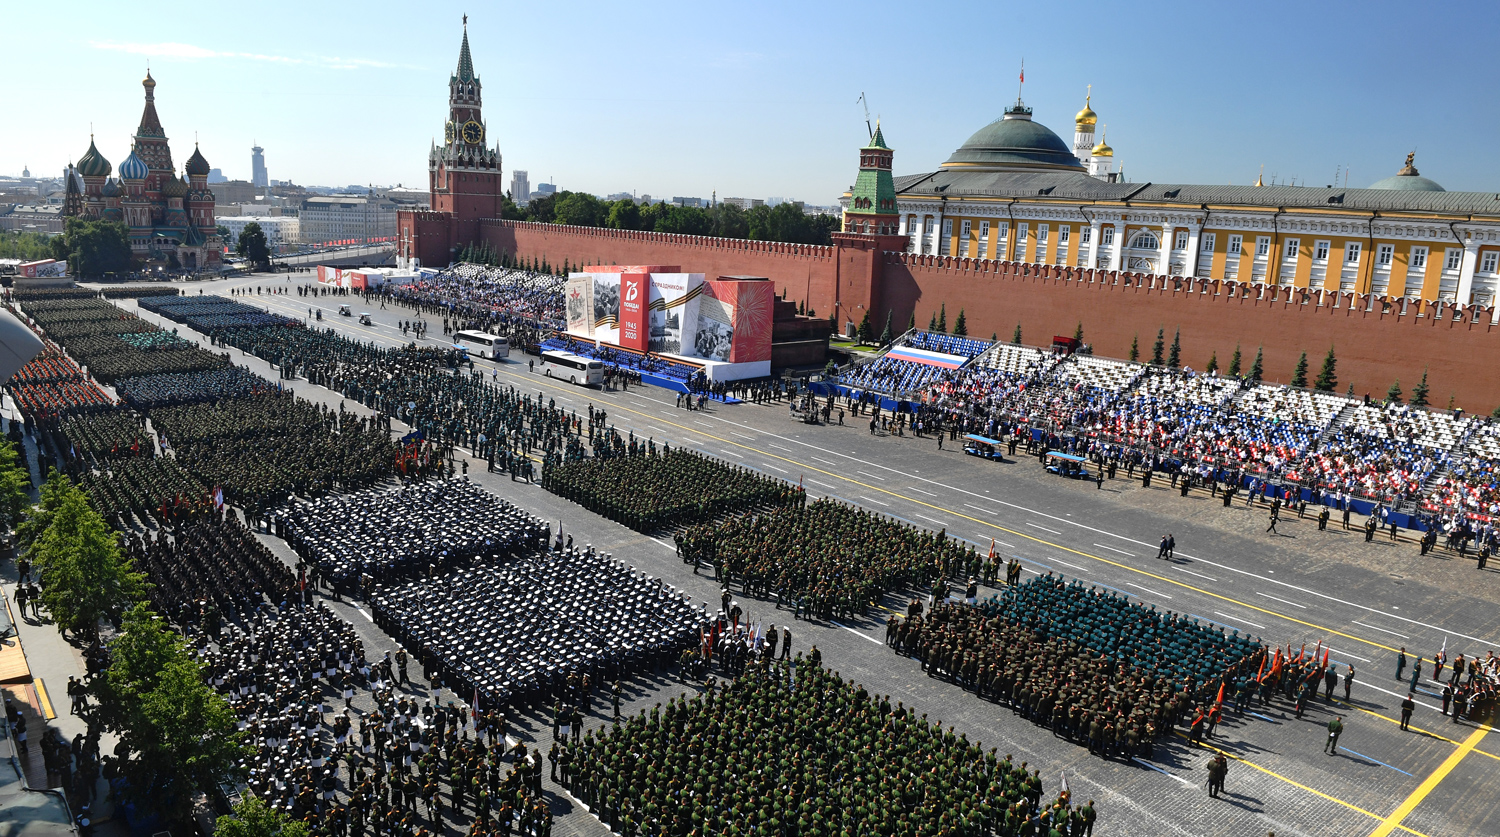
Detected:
left=1411, top=369, right=1430, bottom=407
left=1205, top=351, right=1218, bottom=374
left=1490, top=404, right=1500, bottom=420
left=1151, top=328, right=1165, bottom=365
left=236, top=222, right=271, bottom=270
left=929, top=311, right=938, bottom=331
left=498, top=191, right=527, bottom=221
left=877, top=311, right=893, bottom=346
left=16, top=470, right=70, bottom=556
left=215, top=797, right=310, bottom=837
left=1291, top=352, right=1309, bottom=388
left=907, top=311, right=917, bottom=332
left=709, top=203, right=749, bottom=239
left=1013, top=323, right=1022, bottom=345
left=953, top=309, right=968, bottom=336
left=606, top=199, right=641, bottom=231
left=0, top=230, right=55, bottom=260
left=937, top=303, right=947, bottom=333
left=215, top=224, right=231, bottom=240
left=26, top=483, right=145, bottom=638
left=654, top=205, right=714, bottom=236
left=1314, top=345, right=1338, bottom=391
left=1228, top=344, right=1242, bottom=377
left=0, top=439, right=30, bottom=535
left=1167, top=329, right=1182, bottom=368
left=1250, top=346, right=1264, bottom=381
left=747, top=202, right=837, bottom=245
left=552, top=192, right=608, bottom=227
left=57, top=217, right=133, bottom=277
left=94, top=603, right=245, bottom=825
left=856, top=311, right=873, bottom=344
left=526, top=191, right=560, bottom=223
left=1386, top=379, right=1403, bottom=405
left=991, top=332, right=998, bottom=342
left=1129, top=334, right=1139, bottom=362
left=1073, top=322, right=1084, bottom=342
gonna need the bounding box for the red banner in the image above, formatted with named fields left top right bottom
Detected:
left=619, top=272, right=650, bottom=351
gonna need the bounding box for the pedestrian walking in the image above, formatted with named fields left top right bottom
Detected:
left=1166, top=534, right=1175, bottom=559
left=1325, top=716, right=1344, bottom=754
left=1266, top=508, right=1279, bottom=534
left=1156, top=535, right=1169, bottom=559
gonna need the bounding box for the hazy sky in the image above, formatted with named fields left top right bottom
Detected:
left=8, top=1, right=1498, bottom=203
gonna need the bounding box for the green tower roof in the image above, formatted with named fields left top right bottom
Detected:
left=455, top=26, right=476, bottom=82
left=848, top=125, right=896, bottom=218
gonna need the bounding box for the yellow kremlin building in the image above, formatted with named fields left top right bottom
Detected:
left=852, top=91, right=1500, bottom=307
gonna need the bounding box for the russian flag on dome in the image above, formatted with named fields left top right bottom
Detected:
left=884, top=345, right=967, bottom=369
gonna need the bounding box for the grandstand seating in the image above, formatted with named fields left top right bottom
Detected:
left=836, top=331, right=993, bottom=396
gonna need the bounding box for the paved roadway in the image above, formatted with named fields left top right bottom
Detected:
left=117, top=274, right=1500, bottom=837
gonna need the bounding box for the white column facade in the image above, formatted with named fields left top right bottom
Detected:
left=1158, top=223, right=1174, bottom=276
left=1109, top=221, right=1125, bottom=271
left=1457, top=240, right=1481, bottom=304
left=1185, top=221, right=1203, bottom=278
left=1088, top=221, right=1102, bottom=268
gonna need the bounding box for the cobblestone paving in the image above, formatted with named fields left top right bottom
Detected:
left=93, top=277, right=1500, bottom=836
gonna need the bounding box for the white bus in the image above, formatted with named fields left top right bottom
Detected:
left=541, top=350, right=604, bottom=386
left=454, top=330, right=510, bottom=359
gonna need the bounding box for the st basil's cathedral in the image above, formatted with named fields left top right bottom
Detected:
left=67, top=72, right=222, bottom=270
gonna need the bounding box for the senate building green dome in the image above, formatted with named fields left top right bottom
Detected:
left=943, top=102, right=1085, bottom=172
left=1368, top=152, right=1444, bottom=192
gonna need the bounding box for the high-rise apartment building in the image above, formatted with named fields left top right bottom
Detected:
left=251, top=144, right=268, bottom=188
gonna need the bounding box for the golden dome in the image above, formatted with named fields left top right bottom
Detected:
left=1075, top=93, right=1097, bottom=128
left=1091, top=125, right=1113, bottom=157
left=143, top=70, right=156, bottom=90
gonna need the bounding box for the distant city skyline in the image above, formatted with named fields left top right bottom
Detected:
left=6, top=0, right=1499, bottom=203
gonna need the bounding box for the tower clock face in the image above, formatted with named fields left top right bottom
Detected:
left=462, top=121, right=483, bottom=144
left=445, top=121, right=456, bottom=143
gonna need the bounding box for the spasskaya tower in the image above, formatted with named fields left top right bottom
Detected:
left=398, top=17, right=505, bottom=268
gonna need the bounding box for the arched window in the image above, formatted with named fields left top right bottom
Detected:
left=1128, top=230, right=1160, bottom=250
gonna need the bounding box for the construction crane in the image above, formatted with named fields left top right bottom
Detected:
left=857, top=92, right=873, bottom=140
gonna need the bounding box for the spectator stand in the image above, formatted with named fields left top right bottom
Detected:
left=827, top=330, right=995, bottom=411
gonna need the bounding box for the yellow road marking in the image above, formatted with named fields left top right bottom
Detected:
left=1367, top=724, right=1490, bottom=837
left=1180, top=733, right=1428, bottom=836
left=33, top=678, right=56, bottom=720
left=237, top=285, right=1489, bottom=833
left=229, top=289, right=1416, bottom=659
left=1326, top=697, right=1500, bottom=762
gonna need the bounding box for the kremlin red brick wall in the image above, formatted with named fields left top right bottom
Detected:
left=480, top=220, right=841, bottom=312
left=482, top=220, right=1500, bottom=411
left=889, top=256, right=1500, bottom=412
